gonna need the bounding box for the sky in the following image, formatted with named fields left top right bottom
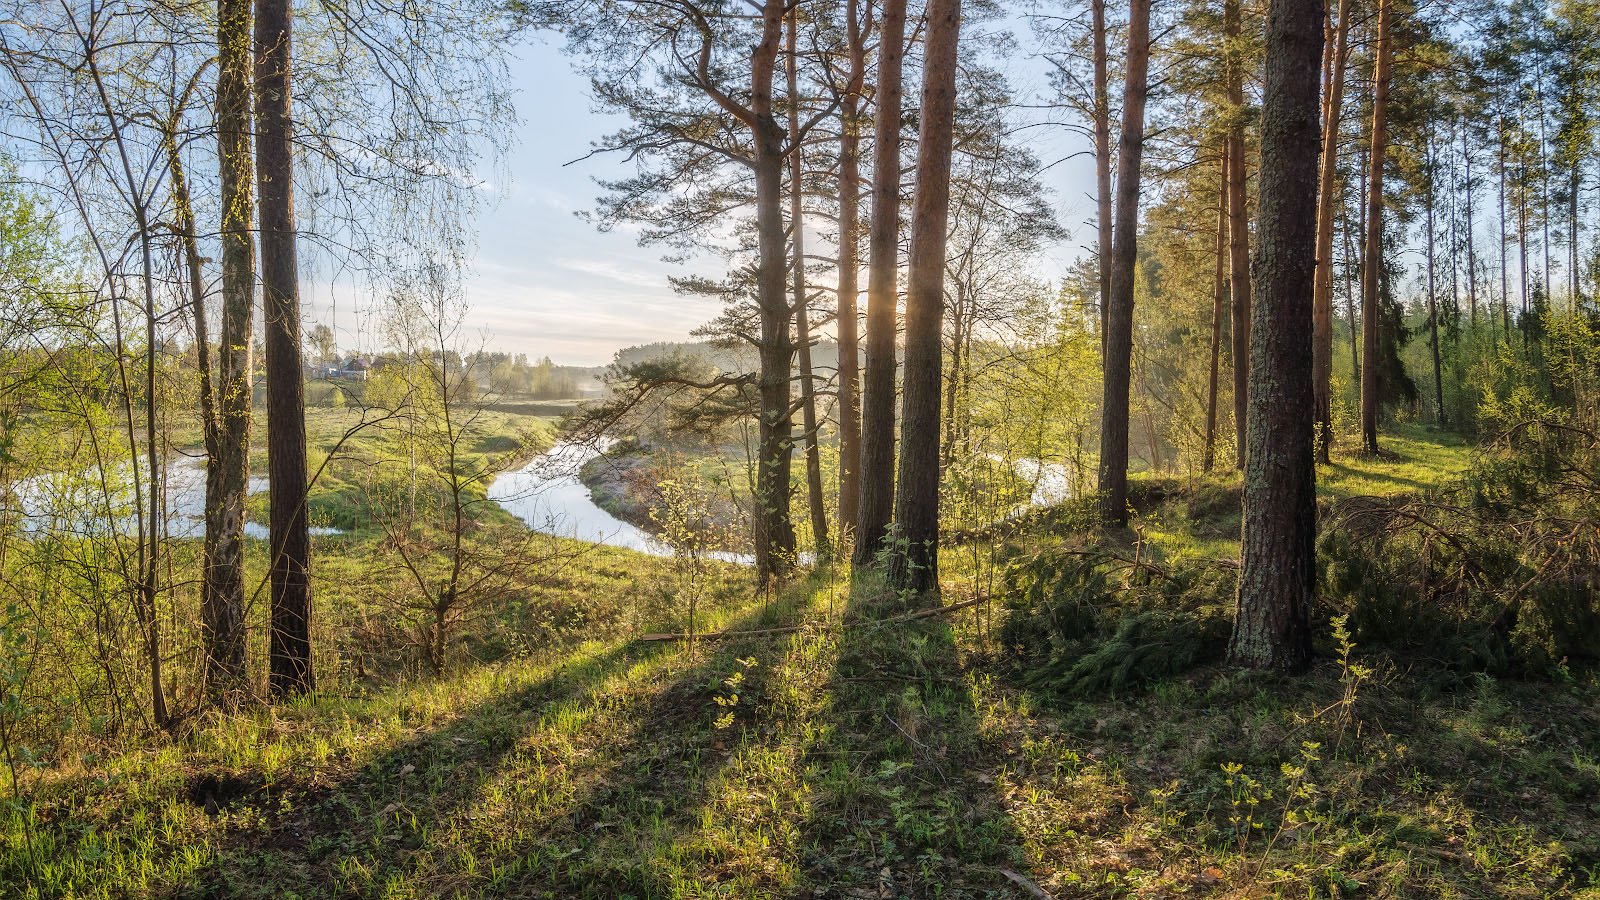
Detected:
left=313, top=31, right=1098, bottom=369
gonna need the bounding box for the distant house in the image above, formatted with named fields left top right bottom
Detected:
left=337, top=357, right=371, bottom=381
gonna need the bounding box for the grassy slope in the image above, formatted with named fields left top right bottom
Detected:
left=5, top=428, right=1598, bottom=899
left=1138, top=421, right=1475, bottom=561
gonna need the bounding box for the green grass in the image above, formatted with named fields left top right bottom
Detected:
left=6, top=422, right=1593, bottom=899
left=1128, top=421, right=1477, bottom=564
left=1316, top=420, right=1476, bottom=502
left=5, top=558, right=1596, bottom=899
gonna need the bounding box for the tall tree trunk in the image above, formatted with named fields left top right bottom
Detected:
left=1312, top=0, right=1350, bottom=464
left=1343, top=192, right=1360, bottom=394
left=208, top=0, right=253, bottom=697
left=1359, top=0, right=1390, bottom=456
left=941, top=294, right=966, bottom=470
left=1464, top=127, right=1478, bottom=328
left=1518, top=144, right=1529, bottom=344
left=1426, top=133, right=1445, bottom=423
left=852, top=0, right=906, bottom=568
left=1226, top=0, right=1252, bottom=469
left=1538, top=68, right=1551, bottom=300
left=1093, top=0, right=1113, bottom=355
left=1203, top=144, right=1228, bottom=473
left=1449, top=120, right=1460, bottom=327
left=256, top=0, right=314, bottom=696
left=751, top=0, right=797, bottom=582
left=787, top=9, right=829, bottom=559
left=1230, top=0, right=1323, bottom=671
left=1499, top=114, right=1512, bottom=343
left=889, top=0, right=961, bottom=598
left=1573, top=165, right=1582, bottom=302
left=1096, top=0, right=1152, bottom=527
left=834, top=0, right=865, bottom=539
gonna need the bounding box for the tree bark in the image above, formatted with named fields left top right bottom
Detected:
left=787, top=9, right=829, bottom=559
left=1225, top=0, right=1252, bottom=470
left=257, top=0, right=314, bottom=696
left=750, top=0, right=798, bottom=582
left=1093, top=0, right=1113, bottom=355
left=1204, top=144, right=1229, bottom=473
left=1312, top=0, right=1350, bottom=464
left=888, top=0, right=961, bottom=598
left=1096, top=0, right=1152, bottom=527
left=1230, top=0, right=1323, bottom=672
left=1464, top=126, right=1478, bottom=328
left=1426, top=132, right=1445, bottom=423
left=1359, top=0, right=1390, bottom=456
left=1499, top=114, right=1511, bottom=344
left=834, top=0, right=866, bottom=539
left=208, top=0, right=253, bottom=697
left=852, top=0, right=906, bottom=568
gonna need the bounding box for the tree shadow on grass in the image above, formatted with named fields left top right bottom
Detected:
left=182, top=586, right=822, bottom=899
left=787, top=575, right=1036, bottom=898
left=183, top=638, right=647, bottom=898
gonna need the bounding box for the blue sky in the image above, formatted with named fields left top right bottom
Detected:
left=338, top=31, right=1096, bottom=368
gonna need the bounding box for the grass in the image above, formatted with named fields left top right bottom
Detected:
left=243, top=406, right=559, bottom=534
left=6, top=422, right=1594, bottom=899
left=1128, top=420, right=1477, bottom=563
left=5, top=557, right=1597, bottom=898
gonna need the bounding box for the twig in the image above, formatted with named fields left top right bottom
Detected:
left=998, top=868, right=1058, bottom=900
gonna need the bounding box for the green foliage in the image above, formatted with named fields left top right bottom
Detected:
left=1321, top=418, right=1600, bottom=674
left=997, top=550, right=1234, bottom=695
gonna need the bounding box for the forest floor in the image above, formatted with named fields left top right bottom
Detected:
left=7, top=425, right=1597, bottom=899
left=7, top=574, right=1597, bottom=899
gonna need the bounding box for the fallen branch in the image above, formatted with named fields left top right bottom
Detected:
left=639, top=596, right=987, bottom=642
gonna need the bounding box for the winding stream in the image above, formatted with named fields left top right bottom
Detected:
left=486, top=440, right=670, bottom=555
left=488, top=439, right=1072, bottom=562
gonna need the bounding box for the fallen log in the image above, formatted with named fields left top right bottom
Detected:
left=638, top=595, right=988, bottom=642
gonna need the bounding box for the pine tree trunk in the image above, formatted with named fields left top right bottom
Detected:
left=751, top=0, right=797, bottom=582
left=1518, top=154, right=1529, bottom=344
left=208, top=0, right=253, bottom=697
left=1226, top=0, right=1253, bottom=469
left=1426, top=133, right=1445, bottom=424
left=788, top=10, right=829, bottom=560
left=1573, top=166, right=1582, bottom=302
left=1096, top=0, right=1152, bottom=527
left=256, top=0, right=314, bottom=697
left=1312, top=0, right=1350, bottom=464
left=1499, top=115, right=1511, bottom=344
left=1230, top=0, right=1323, bottom=672
left=1359, top=0, right=1390, bottom=456
left=1464, top=127, right=1478, bottom=327
left=1093, top=0, right=1113, bottom=355
left=852, top=0, right=906, bottom=568
left=1204, top=145, right=1228, bottom=474
left=888, top=0, right=961, bottom=599
left=834, top=0, right=865, bottom=539
left=1343, top=195, right=1361, bottom=395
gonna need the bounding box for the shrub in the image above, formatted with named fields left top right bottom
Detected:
left=997, top=549, right=1234, bottom=695
left=1320, top=419, right=1600, bottom=675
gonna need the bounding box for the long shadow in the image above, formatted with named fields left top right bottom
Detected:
left=185, top=638, right=647, bottom=897
left=183, top=587, right=821, bottom=898
left=538, top=571, right=846, bottom=898
left=788, top=572, right=1036, bottom=898
left=488, top=588, right=824, bottom=897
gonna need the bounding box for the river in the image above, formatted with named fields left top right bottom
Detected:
left=487, top=440, right=1072, bottom=561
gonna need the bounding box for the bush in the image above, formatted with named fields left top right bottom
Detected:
left=1320, top=419, right=1600, bottom=675
left=998, top=549, right=1234, bottom=695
